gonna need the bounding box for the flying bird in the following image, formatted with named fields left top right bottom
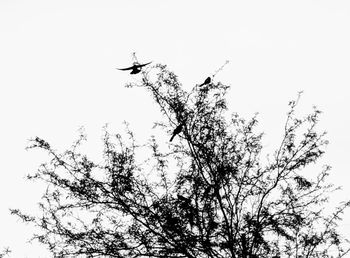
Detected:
left=170, top=122, right=185, bottom=142
left=117, top=61, right=152, bottom=74
left=199, top=77, right=211, bottom=86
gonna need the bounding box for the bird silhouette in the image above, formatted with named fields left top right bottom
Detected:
left=117, top=61, right=152, bottom=74
left=170, top=122, right=184, bottom=142
left=199, top=77, right=211, bottom=86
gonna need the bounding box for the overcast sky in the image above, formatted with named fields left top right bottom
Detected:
left=1, top=1, right=350, bottom=257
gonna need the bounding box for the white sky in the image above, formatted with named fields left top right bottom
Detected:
left=0, top=1, right=350, bottom=257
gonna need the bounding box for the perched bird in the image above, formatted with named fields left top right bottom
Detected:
left=117, top=61, right=152, bottom=74
left=170, top=122, right=184, bottom=142
left=199, top=77, right=211, bottom=86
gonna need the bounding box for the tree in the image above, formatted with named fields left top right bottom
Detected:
left=11, top=63, right=350, bottom=257
left=0, top=247, right=11, bottom=258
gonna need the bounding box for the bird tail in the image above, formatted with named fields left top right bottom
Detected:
left=170, top=134, right=175, bottom=142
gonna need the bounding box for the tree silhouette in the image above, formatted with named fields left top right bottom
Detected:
left=11, top=63, right=350, bottom=257
left=0, top=247, right=11, bottom=258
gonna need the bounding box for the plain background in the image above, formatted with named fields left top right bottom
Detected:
left=0, top=1, right=349, bottom=257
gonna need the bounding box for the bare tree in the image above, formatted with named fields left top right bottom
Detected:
left=0, top=247, right=11, bottom=258
left=11, top=63, right=350, bottom=257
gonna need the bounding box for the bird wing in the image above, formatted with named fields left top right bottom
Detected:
left=135, top=61, right=152, bottom=68
left=116, top=65, right=135, bottom=71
